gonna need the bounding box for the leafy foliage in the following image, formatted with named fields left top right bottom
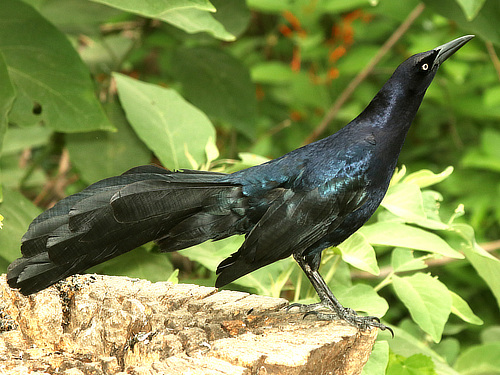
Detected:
left=114, top=72, right=217, bottom=170
left=0, top=0, right=499, bottom=373
left=0, top=0, right=113, bottom=132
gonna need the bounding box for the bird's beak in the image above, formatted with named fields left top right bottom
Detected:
left=432, top=35, right=475, bottom=69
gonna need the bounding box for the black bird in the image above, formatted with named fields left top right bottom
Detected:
left=7, top=35, right=473, bottom=333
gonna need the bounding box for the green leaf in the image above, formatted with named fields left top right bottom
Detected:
left=480, top=128, right=500, bottom=159
left=453, top=95, right=500, bottom=121
left=333, top=284, right=389, bottom=317
left=237, top=153, right=269, bottom=166
left=1, top=154, right=46, bottom=190
left=391, top=248, right=428, bottom=273
left=422, top=0, right=500, bottom=45
left=462, top=129, right=500, bottom=172
left=455, top=342, right=500, bottom=375
left=449, top=291, right=483, bottom=325
left=26, top=0, right=121, bottom=36
left=359, top=222, right=464, bottom=259
left=271, top=71, right=330, bottom=110
left=455, top=0, right=487, bottom=20
left=114, top=73, right=216, bottom=170
left=182, top=235, right=292, bottom=296
left=224, top=152, right=270, bottom=173
left=210, top=0, right=251, bottom=38
left=166, top=269, right=179, bottom=284
left=393, top=274, right=452, bottom=343
left=388, top=327, right=460, bottom=375
left=381, top=183, right=427, bottom=223
left=462, top=149, right=500, bottom=172
left=2, top=125, right=52, bottom=155
left=336, top=46, right=381, bottom=75
left=362, top=341, right=389, bottom=375
left=234, top=258, right=292, bottom=296
left=338, top=232, right=380, bottom=275
left=247, top=0, right=373, bottom=13
left=380, top=187, right=448, bottom=231
left=481, top=326, right=500, bottom=343
left=387, top=353, right=437, bottom=375
left=317, top=0, right=376, bottom=12
left=79, top=34, right=136, bottom=75
left=0, top=51, right=15, bottom=155
left=246, top=0, right=298, bottom=12
left=160, top=8, right=235, bottom=41
left=434, top=338, right=460, bottom=367
left=171, top=47, right=257, bottom=138
left=181, top=236, right=244, bottom=276
left=204, top=136, right=219, bottom=167
left=0, top=0, right=112, bottom=132
left=484, top=86, right=500, bottom=108
left=403, top=167, right=454, bottom=188
left=0, top=187, right=42, bottom=268
left=269, top=261, right=295, bottom=298
left=251, top=62, right=297, bottom=84
left=420, top=191, right=448, bottom=230
left=88, top=246, right=175, bottom=283
left=92, top=0, right=235, bottom=41
left=91, top=0, right=216, bottom=14
left=452, top=223, right=500, bottom=309
left=389, top=165, right=407, bottom=186
left=66, top=101, right=150, bottom=184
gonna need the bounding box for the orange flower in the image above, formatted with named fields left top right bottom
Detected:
left=290, top=110, right=302, bottom=121
left=279, top=24, right=293, bottom=37
left=328, top=67, right=340, bottom=81
left=291, top=47, right=301, bottom=71
left=283, top=10, right=301, bottom=31
left=329, top=45, right=347, bottom=62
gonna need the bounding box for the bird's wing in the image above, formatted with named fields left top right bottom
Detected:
left=215, top=176, right=368, bottom=287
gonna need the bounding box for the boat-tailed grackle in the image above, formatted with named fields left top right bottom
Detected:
left=7, top=35, right=474, bottom=333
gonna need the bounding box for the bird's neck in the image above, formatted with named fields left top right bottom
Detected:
left=357, top=80, right=426, bottom=152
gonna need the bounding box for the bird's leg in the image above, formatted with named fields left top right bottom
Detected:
left=290, top=254, right=393, bottom=335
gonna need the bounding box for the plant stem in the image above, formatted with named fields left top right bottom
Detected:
left=374, top=271, right=394, bottom=292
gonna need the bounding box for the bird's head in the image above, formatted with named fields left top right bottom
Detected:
left=393, top=35, right=474, bottom=95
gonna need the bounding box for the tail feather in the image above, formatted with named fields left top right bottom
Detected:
left=68, top=190, right=121, bottom=231
left=7, top=253, right=83, bottom=295
left=22, top=167, right=172, bottom=246
left=157, top=211, right=248, bottom=251
left=7, top=165, right=249, bottom=295
left=110, top=181, right=213, bottom=223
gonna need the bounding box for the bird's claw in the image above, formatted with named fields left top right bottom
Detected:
left=305, top=310, right=394, bottom=337
left=287, top=301, right=393, bottom=337
left=285, top=302, right=303, bottom=312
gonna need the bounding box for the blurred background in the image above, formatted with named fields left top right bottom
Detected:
left=0, top=0, right=499, bottom=373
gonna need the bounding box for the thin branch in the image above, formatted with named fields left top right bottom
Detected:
left=33, top=148, right=72, bottom=207
left=482, top=239, right=500, bottom=252
left=486, top=41, right=500, bottom=81
left=352, top=239, right=500, bottom=280
left=303, top=3, right=426, bottom=145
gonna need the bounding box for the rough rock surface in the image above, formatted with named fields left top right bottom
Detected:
left=0, top=274, right=378, bottom=374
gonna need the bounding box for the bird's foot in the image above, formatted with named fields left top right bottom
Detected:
left=286, top=301, right=334, bottom=314
left=306, top=309, right=394, bottom=336
left=287, top=301, right=393, bottom=337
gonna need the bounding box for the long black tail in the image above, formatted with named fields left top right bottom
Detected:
left=7, top=165, right=248, bottom=295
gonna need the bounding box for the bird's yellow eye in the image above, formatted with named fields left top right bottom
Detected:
left=422, top=63, right=429, bottom=71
